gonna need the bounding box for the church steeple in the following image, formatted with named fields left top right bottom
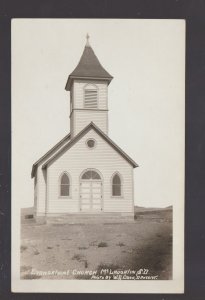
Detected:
left=85, top=33, right=90, bottom=47
left=65, top=35, right=113, bottom=91
left=66, top=36, right=113, bottom=138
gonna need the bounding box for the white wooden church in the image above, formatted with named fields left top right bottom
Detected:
left=31, top=35, right=138, bottom=222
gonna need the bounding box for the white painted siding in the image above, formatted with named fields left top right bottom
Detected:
left=36, top=166, right=46, bottom=215
left=35, top=135, right=70, bottom=216
left=73, top=110, right=108, bottom=136
left=70, top=79, right=108, bottom=138
left=73, top=80, right=108, bottom=109
left=34, top=175, right=37, bottom=215
left=47, top=129, right=134, bottom=214
left=70, top=111, right=75, bottom=138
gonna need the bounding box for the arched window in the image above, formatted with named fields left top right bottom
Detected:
left=81, top=170, right=101, bottom=180
left=112, top=173, right=122, bottom=196
left=84, top=84, right=98, bottom=109
left=60, top=173, right=70, bottom=196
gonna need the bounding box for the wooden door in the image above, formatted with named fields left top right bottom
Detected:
left=91, top=181, right=102, bottom=211
left=80, top=181, right=102, bottom=211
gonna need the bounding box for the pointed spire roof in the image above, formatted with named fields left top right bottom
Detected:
left=65, top=35, right=113, bottom=91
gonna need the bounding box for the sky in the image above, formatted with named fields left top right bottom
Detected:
left=12, top=19, right=185, bottom=208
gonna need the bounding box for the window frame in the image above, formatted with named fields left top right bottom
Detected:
left=111, top=172, right=123, bottom=198
left=83, top=83, right=99, bottom=109
left=85, top=138, right=97, bottom=150
left=58, top=172, right=71, bottom=198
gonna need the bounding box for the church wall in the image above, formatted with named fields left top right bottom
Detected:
left=70, top=79, right=109, bottom=137
left=72, top=110, right=108, bottom=136
left=36, top=165, right=46, bottom=215
left=33, top=174, right=38, bottom=216
left=34, top=135, right=71, bottom=216
left=46, top=129, right=134, bottom=214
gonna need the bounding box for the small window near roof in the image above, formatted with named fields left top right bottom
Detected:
left=60, top=173, right=70, bottom=196
left=86, top=139, right=96, bottom=148
left=112, top=173, right=122, bottom=196
left=84, top=84, right=98, bottom=109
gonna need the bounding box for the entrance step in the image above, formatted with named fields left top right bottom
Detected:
left=45, top=213, right=134, bottom=224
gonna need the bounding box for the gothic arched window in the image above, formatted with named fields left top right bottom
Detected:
left=84, top=84, right=98, bottom=109
left=112, top=173, right=122, bottom=196
left=60, top=173, right=70, bottom=197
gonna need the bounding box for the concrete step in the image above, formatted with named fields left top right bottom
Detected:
left=45, top=214, right=134, bottom=224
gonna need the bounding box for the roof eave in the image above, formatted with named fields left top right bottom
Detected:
left=31, top=133, right=71, bottom=178
left=42, top=122, right=139, bottom=169
left=65, top=75, right=113, bottom=91
left=31, top=165, right=37, bottom=178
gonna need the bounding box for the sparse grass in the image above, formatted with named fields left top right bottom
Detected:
left=72, top=253, right=84, bottom=261
left=25, top=214, right=34, bottom=219
left=78, top=246, right=88, bottom=250
left=117, top=242, right=125, bottom=247
left=20, top=245, right=27, bottom=253
left=21, top=265, right=32, bottom=272
left=83, top=260, right=88, bottom=268
left=21, top=208, right=172, bottom=280
left=98, top=242, right=108, bottom=248
left=97, top=263, right=119, bottom=269
left=89, top=241, right=97, bottom=246
left=22, top=274, right=42, bottom=280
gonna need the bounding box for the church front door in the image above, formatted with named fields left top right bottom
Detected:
left=80, top=169, right=102, bottom=212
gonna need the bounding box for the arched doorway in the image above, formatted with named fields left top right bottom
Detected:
left=80, top=169, right=103, bottom=212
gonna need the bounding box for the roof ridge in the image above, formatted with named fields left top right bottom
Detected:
left=42, top=122, right=138, bottom=170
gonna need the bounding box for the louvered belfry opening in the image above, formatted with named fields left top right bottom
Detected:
left=84, top=87, right=98, bottom=109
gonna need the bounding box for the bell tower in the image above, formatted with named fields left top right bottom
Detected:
left=65, top=35, right=113, bottom=138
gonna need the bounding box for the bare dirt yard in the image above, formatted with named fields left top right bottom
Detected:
left=20, top=207, right=172, bottom=280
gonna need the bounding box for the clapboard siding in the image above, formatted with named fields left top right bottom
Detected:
left=34, top=175, right=37, bottom=215
left=70, top=79, right=108, bottom=138
left=70, top=111, right=75, bottom=138
left=36, top=167, right=46, bottom=214
left=73, top=110, right=108, bottom=136
left=35, top=135, right=70, bottom=216
left=47, top=129, right=134, bottom=214
left=73, top=80, right=108, bottom=109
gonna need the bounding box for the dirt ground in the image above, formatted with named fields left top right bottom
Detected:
left=20, top=208, right=172, bottom=280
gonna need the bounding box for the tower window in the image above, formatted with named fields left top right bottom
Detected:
left=84, top=84, right=98, bottom=109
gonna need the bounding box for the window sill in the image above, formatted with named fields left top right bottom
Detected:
left=111, top=196, right=124, bottom=199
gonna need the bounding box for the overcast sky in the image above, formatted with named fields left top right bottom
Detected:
left=12, top=19, right=185, bottom=208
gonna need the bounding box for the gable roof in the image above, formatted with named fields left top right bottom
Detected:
left=42, top=122, right=138, bottom=170
left=31, top=133, right=71, bottom=178
left=65, top=44, right=113, bottom=91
